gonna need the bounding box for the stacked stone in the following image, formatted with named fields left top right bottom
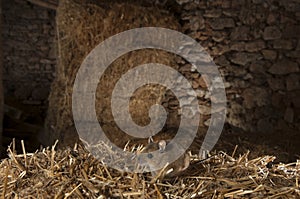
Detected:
left=174, top=0, right=300, bottom=133
left=2, top=0, right=56, bottom=106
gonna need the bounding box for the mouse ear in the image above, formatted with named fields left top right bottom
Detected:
left=158, top=140, right=167, bottom=152
left=148, top=136, right=154, bottom=144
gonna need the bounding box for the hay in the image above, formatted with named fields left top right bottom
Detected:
left=43, top=0, right=182, bottom=147
left=0, top=141, right=299, bottom=198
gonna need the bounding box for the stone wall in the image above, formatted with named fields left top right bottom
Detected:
left=2, top=0, right=56, bottom=107
left=174, top=0, right=300, bottom=134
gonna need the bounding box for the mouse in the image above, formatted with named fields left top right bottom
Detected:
left=139, top=138, right=190, bottom=179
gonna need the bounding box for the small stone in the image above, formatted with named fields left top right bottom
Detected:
left=231, top=79, right=249, bottom=88
left=229, top=65, right=248, bottom=76
left=211, top=45, right=230, bottom=56
left=192, top=80, right=199, bottom=89
left=221, top=1, right=231, bottom=8
left=251, top=76, right=268, bottom=86
left=230, top=42, right=246, bottom=51
left=21, top=10, right=37, bottom=19
left=282, top=25, right=300, bottom=38
left=32, top=86, right=50, bottom=101
left=175, top=0, right=191, bottom=5
left=286, top=74, right=300, bottom=91
left=195, top=89, right=206, bottom=98
left=242, top=87, right=269, bottom=108
left=208, top=18, right=235, bottom=30
left=243, top=73, right=253, bottom=80
left=229, top=102, right=245, bottom=115
left=284, top=107, right=294, bottom=123
left=267, top=13, right=278, bottom=25
left=291, top=91, right=300, bottom=108
left=187, top=15, right=205, bottom=31
left=204, top=118, right=211, bottom=127
left=199, top=105, right=211, bottom=115
left=249, top=60, right=267, bottom=73
left=257, top=118, right=273, bottom=133
left=212, top=31, right=227, bottom=42
left=231, top=0, right=247, bottom=8
left=37, top=10, right=50, bottom=19
left=252, top=0, right=264, bottom=4
left=191, top=73, right=199, bottom=79
left=40, top=59, right=54, bottom=64
left=262, top=50, right=277, bottom=60
left=245, top=40, right=266, bottom=52
left=230, top=53, right=248, bottom=66
left=263, top=26, right=282, bottom=40
left=223, top=10, right=239, bottom=17
left=267, top=77, right=285, bottom=91
left=179, top=64, right=192, bottom=72
left=230, top=26, right=250, bottom=40
left=268, top=60, right=299, bottom=75
left=203, top=9, right=222, bottom=18
left=214, top=55, right=230, bottom=66
left=271, top=93, right=284, bottom=108
left=210, top=92, right=227, bottom=103
left=197, top=76, right=208, bottom=88
left=285, top=51, right=300, bottom=59
left=239, top=9, right=256, bottom=25
left=273, top=40, right=294, bottom=50
left=229, top=52, right=262, bottom=66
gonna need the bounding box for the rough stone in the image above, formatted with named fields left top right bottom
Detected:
left=214, top=55, right=230, bottom=66
left=208, top=18, right=235, bottom=30
left=230, top=26, right=250, bottom=40
left=257, top=118, right=274, bottom=133
left=210, top=44, right=230, bottom=55
left=185, top=15, right=205, bottom=31
left=286, top=74, right=300, bottom=91
left=242, top=87, right=270, bottom=108
left=267, top=77, right=285, bottom=91
left=203, top=9, right=222, bottom=18
left=245, top=40, right=266, bottom=52
left=239, top=9, right=256, bottom=25
left=267, top=12, right=278, bottom=25
left=284, top=107, right=294, bottom=123
left=273, top=40, right=294, bottom=50
left=212, top=31, right=227, bottom=42
left=292, top=92, right=300, bottom=108
left=199, top=105, right=211, bottom=115
left=197, top=76, right=208, bottom=88
left=262, top=50, right=277, bottom=60
left=230, top=79, right=250, bottom=88
left=249, top=60, right=268, bottom=73
left=263, top=26, right=282, bottom=40
left=230, top=42, right=246, bottom=51
left=283, top=25, right=300, bottom=38
left=285, top=51, right=300, bottom=59
left=271, top=92, right=284, bottom=108
left=268, top=60, right=299, bottom=75
left=229, top=52, right=262, bottom=66
left=32, top=86, right=50, bottom=101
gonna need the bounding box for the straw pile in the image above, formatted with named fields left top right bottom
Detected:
left=0, top=141, right=299, bottom=198
left=43, top=0, right=181, bottom=148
